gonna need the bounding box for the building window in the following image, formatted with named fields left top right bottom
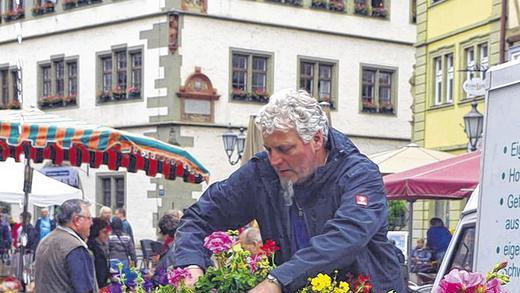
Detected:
left=361, top=66, right=396, bottom=114
left=479, top=43, right=488, bottom=79
left=0, top=68, right=21, bottom=109
left=97, top=48, right=143, bottom=103
left=67, top=61, right=78, bottom=97
left=299, top=60, right=337, bottom=109
left=42, top=65, right=51, bottom=98
left=230, top=51, right=272, bottom=103
left=33, top=0, right=55, bottom=16
left=38, top=58, right=78, bottom=109
left=97, top=175, right=125, bottom=212
left=446, top=54, right=453, bottom=103
left=129, top=52, right=142, bottom=98
left=1, top=70, right=9, bottom=107
left=410, top=0, right=416, bottom=23
left=462, top=42, right=488, bottom=100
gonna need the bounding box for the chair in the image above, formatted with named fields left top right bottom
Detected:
left=139, top=239, right=154, bottom=269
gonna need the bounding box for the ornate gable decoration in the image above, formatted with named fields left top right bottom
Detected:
left=181, top=0, right=207, bottom=14
left=177, top=67, right=220, bottom=101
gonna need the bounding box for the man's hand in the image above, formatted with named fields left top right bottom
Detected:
left=185, top=267, right=204, bottom=288
left=248, top=279, right=282, bottom=293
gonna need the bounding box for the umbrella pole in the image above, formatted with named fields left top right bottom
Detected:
left=18, top=160, right=33, bottom=290
left=407, top=200, right=415, bottom=275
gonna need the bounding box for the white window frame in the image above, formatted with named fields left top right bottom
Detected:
left=465, top=47, right=475, bottom=99
left=434, top=57, right=442, bottom=106
left=479, top=43, right=488, bottom=79
left=446, top=54, right=453, bottom=103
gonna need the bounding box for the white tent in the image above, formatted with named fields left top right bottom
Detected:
left=0, top=159, right=84, bottom=207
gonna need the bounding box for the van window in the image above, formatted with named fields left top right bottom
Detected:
left=447, top=226, right=476, bottom=272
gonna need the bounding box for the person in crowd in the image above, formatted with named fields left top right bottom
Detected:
left=11, top=214, right=21, bottom=249
left=35, top=208, right=56, bottom=242
left=108, top=217, right=136, bottom=272
left=238, top=227, right=263, bottom=255
left=87, top=218, right=111, bottom=289
left=172, top=89, right=404, bottom=292
left=17, top=212, right=38, bottom=253
left=149, top=210, right=183, bottom=286
left=99, top=206, right=112, bottom=224
left=411, top=238, right=433, bottom=273
left=114, top=208, right=134, bottom=243
left=0, top=216, right=11, bottom=263
left=34, top=199, right=97, bottom=293
left=427, top=217, right=452, bottom=263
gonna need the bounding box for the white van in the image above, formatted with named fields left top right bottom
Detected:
left=431, top=186, right=479, bottom=290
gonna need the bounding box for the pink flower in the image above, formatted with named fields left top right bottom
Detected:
left=436, top=269, right=485, bottom=293
left=486, top=278, right=506, bottom=293
left=167, top=267, right=191, bottom=287
left=203, top=231, right=233, bottom=254
left=246, top=254, right=262, bottom=273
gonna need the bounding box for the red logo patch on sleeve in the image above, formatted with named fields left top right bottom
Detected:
left=355, top=194, right=369, bottom=206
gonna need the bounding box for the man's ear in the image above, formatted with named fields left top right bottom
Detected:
left=312, top=131, right=324, bottom=151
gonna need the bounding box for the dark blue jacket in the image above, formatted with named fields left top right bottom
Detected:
left=173, top=128, right=404, bottom=292
left=427, top=226, right=452, bottom=254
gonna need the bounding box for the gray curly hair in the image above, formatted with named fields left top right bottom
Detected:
left=255, top=89, right=329, bottom=143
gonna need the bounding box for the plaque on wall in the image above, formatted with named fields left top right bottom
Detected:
left=177, top=67, right=220, bottom=123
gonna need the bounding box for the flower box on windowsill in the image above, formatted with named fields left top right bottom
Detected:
left=127, top=87, right=141, bottom=99
left=231, top=90, right=270, bottom=104
left=4, top=8, right=24, bottom=21
left=32, top=2, right=54, bottom=16
left=39, top=95, right=76, bottom=109
left=362, top=100, right=378, bottom=113
left=371, top=7, right=388, bottom=18
left=0, top=100, right=21, bottom=110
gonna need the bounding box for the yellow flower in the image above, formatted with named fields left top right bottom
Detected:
left=311, top=273, right=332, bottom=292
left=332, top=281, right=350, bottom=293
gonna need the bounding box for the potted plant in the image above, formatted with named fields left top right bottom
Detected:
left=354, top=0, right=368, bottom=15
left=372, top=6, right=387, bottom=17
left=252, top=89, right=270, bottom=103
left=112, top=86, right=126, bottom=100
left=286, top=0, right=302, bottom=6
left=362, top=99, right=377, bottom=112
left=64, top=94, right=77, bottom=106
left=311, top=0, right=327, bottom=9
left=127, top=87, right=140, bottom=99
left=7, top=99, right=21, bottom=110
left=231, top=88, right=248, bottom=101
left=32, top=4, right=42, bottom=16
left=328, top=0, right=345, bottom=12
left=39, top=97, right=51, bottom=108
left=97, top=91, right=111, bottom=103
left=63, top=0, right=77, bottom=9
left=43, top=1, right=55, bottom=13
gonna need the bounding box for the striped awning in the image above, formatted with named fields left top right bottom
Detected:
left=0, top=110, right=209, bottom=183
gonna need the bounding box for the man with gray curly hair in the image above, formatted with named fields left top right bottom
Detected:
left=173, top=89, right=404, bottom=292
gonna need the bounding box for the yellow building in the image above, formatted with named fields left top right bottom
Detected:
left=411, top=0, right=502, bottom=242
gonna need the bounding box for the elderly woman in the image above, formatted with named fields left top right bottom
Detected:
left=99, top=206, right=112, bottom=224
left=87, top=217, right=111, bottom=289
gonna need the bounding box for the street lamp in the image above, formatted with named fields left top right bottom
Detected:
left=222, top=127, right=246, bottom=165
left=463, top=100, right=484, bottom=152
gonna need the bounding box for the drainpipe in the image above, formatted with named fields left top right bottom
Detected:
left=499, top=0, right=507, bottom=63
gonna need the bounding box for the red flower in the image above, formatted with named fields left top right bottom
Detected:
left=260, top=239, right=280, bottom=256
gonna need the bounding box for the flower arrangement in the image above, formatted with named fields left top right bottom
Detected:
left=232, top=88, right=270, bottom=103
left=7, top=99, right=20, bottom=109
left=328, top=0, right=345, bottom=12
left=105, top=230, right=278, bottom=293
left=436, top=262, right=510, bottom=293
left=299, top=271, right=373, bottom=293
left=112, top=86, right=127, bottom=100
left=311, top=0, right=327, bottom=9
left=194, top=230, right=278, bottom=292
left=63, top=0, right=78, bottom=9
left=371, top=6, right=387, bottom=18
left=64, top=94, right=77, bottom=105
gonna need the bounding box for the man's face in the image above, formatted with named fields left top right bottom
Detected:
left=40, top=209, right=49, bottom=218
left=416, top=241, right=424, bottom=249
left=72, top=207, right=92, bottom=240
left=263, top=129, right=324, bottom=184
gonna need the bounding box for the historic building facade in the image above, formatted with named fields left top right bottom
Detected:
left=0, top=0, right=416, bottom=240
